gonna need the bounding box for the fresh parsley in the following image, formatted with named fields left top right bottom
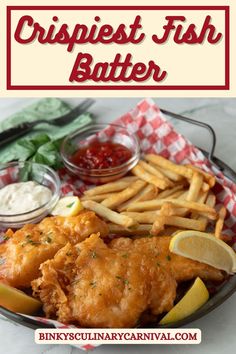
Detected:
left=10, top=134, right=64, bottom=181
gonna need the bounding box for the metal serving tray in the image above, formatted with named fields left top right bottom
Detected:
left=0, top=109, right=236, bottom=330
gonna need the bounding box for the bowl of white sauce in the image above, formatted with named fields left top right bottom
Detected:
left=0, top=162, right=61, bottom=228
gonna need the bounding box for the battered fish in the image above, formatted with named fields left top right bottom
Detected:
left=0, top=212, right=108, bottom=287
left=32, top=234, right=224, bottom=328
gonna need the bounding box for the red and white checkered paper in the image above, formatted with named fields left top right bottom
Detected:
left=2, top=98, right=236, bottom=350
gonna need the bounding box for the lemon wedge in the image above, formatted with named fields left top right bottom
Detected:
left=159, top=277, right=209, bottom=325
left=170, top=230, right=236, bottom=273
left=51, top=196, right=83, bottom=217
left=0, top=282, right=42, bottom=315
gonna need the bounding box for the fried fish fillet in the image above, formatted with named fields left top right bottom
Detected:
left=110, top=236, right=224, bottom=283
left=32, top=234, right=224, bottom=328
left=0, top=212, right=108, bottom=288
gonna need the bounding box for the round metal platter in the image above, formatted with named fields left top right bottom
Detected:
left=0, top=150, right=236, bottom=330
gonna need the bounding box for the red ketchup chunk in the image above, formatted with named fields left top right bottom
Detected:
left=70, top=141, right=132, bottom=169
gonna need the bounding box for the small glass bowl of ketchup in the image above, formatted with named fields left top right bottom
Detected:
left=61, top=124, right=140, bottom=184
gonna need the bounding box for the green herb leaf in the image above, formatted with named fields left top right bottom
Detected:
left=33, top=141, right=62, bottom=169
left=30, top=134, right=51, bottom=148
left=166, top=255, right=171, bottom=261
left=67, top=202, right=75, bottom=208
left=15, top=139, right=36, bottom=161
left=2, top=235, right=9, bottom=242
left=91, top=251, right=97, bottom=259
left=19, top=163, right=32, bottom=182
left=90, top=281, right=97, bottom=288
left=0, top=257, right=5, bottom=265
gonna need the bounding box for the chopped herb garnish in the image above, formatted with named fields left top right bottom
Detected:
left=67, top=202, right=75, bottom=208
left=0, top=257, right=5, bottom=265
left=2, top=235, right=9, bottom=242
left=91, top=251, right=97, bottom=259
left=29, top=240, right=41, bottom=246
left=116, top=276, right=129, bottom=285
left=46, top=236, right=52, bottom=243
left=122, top=253, right=128, bottom=258
left=22, top=239, right=41, bottom=247
left=166, top=255, right=171, bottom=261
left=90, top=281, right=97, bottom=288
left=66, top=252, right=72, bottom=257
left=156, top=262, right=160, bottom=267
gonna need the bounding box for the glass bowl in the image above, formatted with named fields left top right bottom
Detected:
left=0, top=162, right=61, bottom=229
left=61, top=124, right=140, bottom=184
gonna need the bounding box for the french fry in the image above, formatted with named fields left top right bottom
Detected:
left=131, top=164, right=169, bottom=189
left=118, top=184, right=158, bottom=212
left=168, top=190, right=185, bottom=199
left=156, top=184, right=185, bottom=199
left=191, top=190, right=208, bottom=219
left=84, top=176, right=138, bottom=196
left=127, top=198, right=217, bottom=217
left=186, top=164, right=216, bottom=188
left=102, top=180, right=147, bottom=209
left=151, top=215, right=166, bottom=235
left=202, top=182, right=210, bottom=193
left=151, top=215, right=207, bottom=235
left=215, top=206, right=227, bottom=239
left=196, top=193, right=216, bottom=221
left=177, top=191, right=189, bottom=200
left=170, top=207, right=189, bottom=217
left=82, top=200, right=137, bottom=228
left=138, top=160, right=173, bottom=186
left=159, top=201, right=188, bottom=217
left=158, top=226, right=182, bottom=236
left=81, top=192, right=119, bottom=202
left=108, top=223, right=152, bottom=235
left=145, top=154, right=193, bottom=179
left=186, top=172, right=203, bottom=202
left=151, top=164, right=183, bottom=182
left=150, top=203, right=174, bottom=235
left=121, top=211, right=159, bottom=223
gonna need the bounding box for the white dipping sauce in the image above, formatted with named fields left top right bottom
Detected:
left=0, top=181, right=52, bottom=215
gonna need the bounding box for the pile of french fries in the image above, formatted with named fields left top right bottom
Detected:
left=82, top=154, right=226, bottom=239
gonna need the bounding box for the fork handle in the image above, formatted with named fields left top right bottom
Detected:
left=0, top=122, right=36, bottom=148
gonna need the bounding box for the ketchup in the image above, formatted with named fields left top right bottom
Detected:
left=71, top=141, right=132, bottom=169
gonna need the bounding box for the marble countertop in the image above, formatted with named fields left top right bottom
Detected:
left=0, top=97, right=235, bottom=354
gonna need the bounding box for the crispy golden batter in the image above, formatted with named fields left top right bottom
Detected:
left=32, top=234, right=224, bottom=328
left=0, top=212, right=108, bottom=287
left=110, top=236, right=224, bottom=283
left=32, top=234, right=177, bottom=328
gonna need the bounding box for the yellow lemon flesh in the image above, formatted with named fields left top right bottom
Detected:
left=159, top=277, right=209, bottom=325
left=0, top=282, right=42, bottom=315
left=169, top=230, right=236, bottom=273
left=51, top=196, right=83, bottom=217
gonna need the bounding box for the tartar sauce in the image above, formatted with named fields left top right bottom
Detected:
left=0, top=181, right=52, bottom=215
